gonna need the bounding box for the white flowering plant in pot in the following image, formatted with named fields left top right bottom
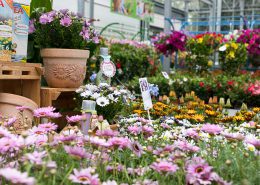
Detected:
left=76, top=83, right=133, bottom=123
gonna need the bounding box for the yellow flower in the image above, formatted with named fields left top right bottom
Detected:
left=207, top=60, right=213, bottom=67
left=247, top=144, right=255, bottom=152
left=228, top=51, right=235, bottom=59
left=198, top=38, right=203, bottom=43
left=231, top=42, right=238, bottom=50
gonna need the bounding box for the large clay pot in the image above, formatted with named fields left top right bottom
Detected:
left=41, top=48, right=89, bottom=88
left=0, top=93, right=38, bottom=133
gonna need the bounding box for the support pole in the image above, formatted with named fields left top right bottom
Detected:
left=216, top=0, right=222, bottom=33
left=78, top=0, right=85, bottom=17
left=163, top=0, right=172, bottom=73
left=89, top=0, right=94, bottom=25
left=239, top=0, right=245, bottom=30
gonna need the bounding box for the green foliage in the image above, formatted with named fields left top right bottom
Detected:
left=110, top=42, right=161, bottom=83
left=30, top=0, right=52, bottom=15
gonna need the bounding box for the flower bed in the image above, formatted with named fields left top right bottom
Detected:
left=0, top=95, right=259, bottom=184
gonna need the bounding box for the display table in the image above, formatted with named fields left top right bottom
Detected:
left=0, top=62, right=42, bottom=106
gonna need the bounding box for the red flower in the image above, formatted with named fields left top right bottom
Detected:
left=227, top=81, right=234, bottom=86
left=199, top=82, right=204, bottom=87
left=116, top=63, right=121, bottom=69
left=217, top=83, right=222, bottom=88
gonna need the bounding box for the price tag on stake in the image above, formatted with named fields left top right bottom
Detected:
left=100, top=56, right=116, bottom=78
left=139, top=78, right=153, bottom=111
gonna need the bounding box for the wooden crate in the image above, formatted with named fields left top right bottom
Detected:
left=0, top=62, right=42, bottom=106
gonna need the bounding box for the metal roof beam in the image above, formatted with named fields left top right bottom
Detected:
left=200, top=0, right=213, bottom=5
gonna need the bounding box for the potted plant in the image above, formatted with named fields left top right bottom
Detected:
left=30, top=9, right=99, bottom=88
left=219, top=41, right=247, bottom=75
left=185, top=33, right=223, bottom=73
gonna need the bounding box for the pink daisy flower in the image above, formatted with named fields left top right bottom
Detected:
left=33, top=106, right=61, bottom=118
left=201, top=124, right=223, bottom=135
left=174, top=140, right=200, bottom=153
left=64, top=145, right=89, bottom=159
left=0, top=168, right=35, bottom=185
left=150, top=161, right=179, bottom=174
left=0, top=126, right=12, bottom=138
left=0, top=137, right=22, bottom=154
left=69, top=168, right=100, bottom=185
left=96, top=129, right=119, bottom=137
left=222, top=132, right=245, bottom=141
left=87, top=136, right=109, bottom=147
left=29, top=126, right=47, bottom=136
left=24, top=151, right=47, bottom=165
left=128, top=125, right=142, bottom=135
left=66, top=115, right=85, bottom=123
left=186, top=128, right=200, bottom=139
left=38, top=122, right=58, bottom=132
left=108, top=137, right=130, bottom=149
left=129, top=141, right=144, bottom=157
left=142, top=126, right=154, bottom=137
left=4, top=117, right=17, bottom=126
left=186, top=157, right=213, bottom=185
left=16, top=106, right=30, bottom=111
left=245, top=136, right=260, bottom=149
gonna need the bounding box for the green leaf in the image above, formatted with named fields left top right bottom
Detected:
left=30, top=0, right=52, bottom=15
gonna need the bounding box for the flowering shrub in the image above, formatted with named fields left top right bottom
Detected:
left=76, top=83, right=132, bottom=122
left=186, top=33, right=223, bottom=73
left=109, top=39, right=161, bottom=82
left=152, top=31, right=187, bottom=56
left=31, top=9, right=99, bottom=49
left=237, top=29, right=260, bottom=56
left=219, top=41, right=247, bottom=75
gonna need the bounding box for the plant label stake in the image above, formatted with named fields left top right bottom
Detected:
left=162, top=71, right=170, bottom=79
left=139, top=77, right=153, bottom=120
left=96, top=47, right=116, bottom=85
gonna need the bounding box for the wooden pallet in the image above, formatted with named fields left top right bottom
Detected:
left=0, top=62, right=42, bottom=106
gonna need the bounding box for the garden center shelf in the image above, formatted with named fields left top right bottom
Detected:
left=0, top=62, right=42, bottom=106
left=40, top=87, right=77, bottom=107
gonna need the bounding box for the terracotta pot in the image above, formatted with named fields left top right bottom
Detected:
left=41, top=48, right=90, bottom=88
left=0, top=93, right=38, bottom=133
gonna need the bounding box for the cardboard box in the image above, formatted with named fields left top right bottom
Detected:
left=12, top=1, right=30, bottom=62
left=0, top=0, right=13, bottom=62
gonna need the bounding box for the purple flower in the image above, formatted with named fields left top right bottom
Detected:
left=0, top=168, right=35, bottom=185
left=90, top=73, right=97, bottom=82
left=108, top=137, right=130, bottom=149
left=69, top=168, right=100, bottom=185
left=66, top=115, right=85, bottom=123
left=128, top=125, right=142, bottom=135
left=92, top=36, right=99, bottom=44
left=60, top=16, right=72, bottom=27
left=28, top=19, right=36, bottom=34
left=39, top=13, right=53, bottom=24
left=59, top=9, right=69, bottom=15
left=245, top=136, right=260, bottom=149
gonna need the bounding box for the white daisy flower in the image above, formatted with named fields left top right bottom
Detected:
left=91, top=92, right=101, bottom=99
left=75, top=88, right=84, bottom=93
left=85, top=84, right=98, bottom=92
left=80, top=90, right=92, bottom=97
left=96, top=96, right=109, bottom=107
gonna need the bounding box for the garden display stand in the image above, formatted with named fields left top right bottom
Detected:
left=41, top=87, right=79, bottom=130
left=0, top=62, right=42, bottom=106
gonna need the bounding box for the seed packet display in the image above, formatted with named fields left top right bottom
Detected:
left=0, top=0, right=13, bottom=62
left=12, top=2, right=30, bottom=62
